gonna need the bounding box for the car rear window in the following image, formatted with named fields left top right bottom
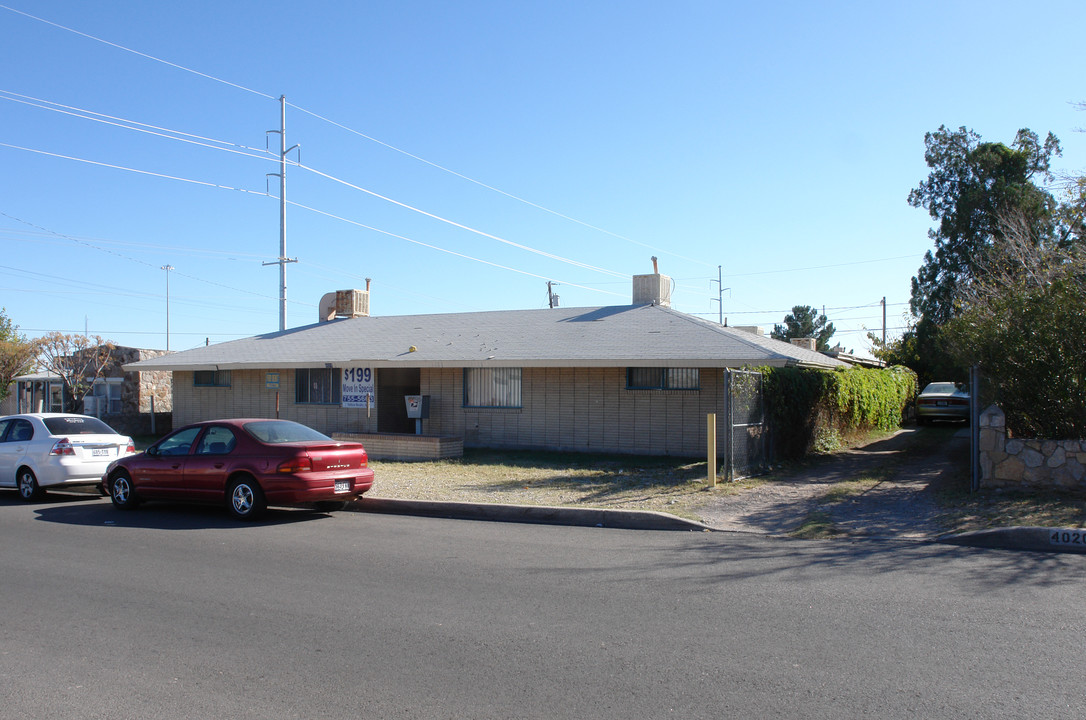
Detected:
left=243, top=420, right=331, bottom=444
left=922, top=383, right=958, bottom=394
left=43, top=416, right=119, bottom=435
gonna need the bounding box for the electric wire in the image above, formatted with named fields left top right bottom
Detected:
left=0, top=4, right=276, bottom=101
left=0, top=90, right=269, bottom=157
left=4, top=93, right=636, bottom=282
left=0, top=4, right=699, bottom=268
left=287, top=200, right=627, bottom=298
left=297, top=162, right=630, bottom=279
left=287, top=102, right=711, bottom=267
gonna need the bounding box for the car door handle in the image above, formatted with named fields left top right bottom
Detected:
left=214, top=463, right=225, bottom=469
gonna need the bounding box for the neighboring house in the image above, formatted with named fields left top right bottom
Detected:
left=4, top=345, right=173, bottom=436
left=126, top=272, right=846, bottom=459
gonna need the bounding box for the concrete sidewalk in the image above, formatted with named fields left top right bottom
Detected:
left=354, top=496, right=1086, bottom=555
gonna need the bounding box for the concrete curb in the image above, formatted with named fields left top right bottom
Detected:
left=938, top=526, right=1086, bottom=554
left=355, top=497, right=713, bottom=532
left=354, top=499, right=1086, bottom=554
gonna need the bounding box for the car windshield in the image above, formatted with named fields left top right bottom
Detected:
left=922, top=383, right=958, bottom=395
left=42, top=416, right=119, bottom=435
left=243, top=420, right=331, bottom=444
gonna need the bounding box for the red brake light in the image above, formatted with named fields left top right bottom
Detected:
left=50, top=438, right=76, bottom=456
left=277, top=455, right=313, bottom=473
left=125, top=439, right=135, bottom=454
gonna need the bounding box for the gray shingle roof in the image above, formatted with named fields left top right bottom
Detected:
left=126, top=304, right=848, bottom=371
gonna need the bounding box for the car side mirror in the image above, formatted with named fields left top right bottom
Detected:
left=146, top=446, right=159, bottom=457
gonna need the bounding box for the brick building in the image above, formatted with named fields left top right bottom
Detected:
left=126, top=273, right=844, bottom=458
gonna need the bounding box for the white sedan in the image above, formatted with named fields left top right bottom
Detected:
left=0, top=413, right=135, bottom=501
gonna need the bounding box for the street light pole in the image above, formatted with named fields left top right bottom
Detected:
left=161, top=264, right=174, bottom=351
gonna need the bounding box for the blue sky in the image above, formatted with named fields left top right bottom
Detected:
left=2, top=1, right=1084, bottom=353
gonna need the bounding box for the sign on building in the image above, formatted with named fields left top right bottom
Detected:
left=341, top=367, right=375, bottom=408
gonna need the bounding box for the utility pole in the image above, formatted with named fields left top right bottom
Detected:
left=547, top=281, right=560, bottom=308
left=881, top=296, right=887, bottom=345
left=709, top=265, right=729, bottom=325
left=161, top=264, right=174, bottom=351
left=264, top=95, right=299, bottom=332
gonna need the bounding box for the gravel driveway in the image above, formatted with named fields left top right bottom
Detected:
left=692, top=427, right=968, bottom=537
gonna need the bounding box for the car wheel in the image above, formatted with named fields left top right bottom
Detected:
left=313, top=500, right=347, bottom=513
left=16, top=468, right=43, bottom=501
left=109, top=472, right=140, bottom=510
left=227, top=477, right=266, bottom=521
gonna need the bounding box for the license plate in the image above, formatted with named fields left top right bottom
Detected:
left=936, top=400, right=947, bottom=406
left=334, top=480, right=351, bottom=493
left=91, top=448, right=110, bottom=457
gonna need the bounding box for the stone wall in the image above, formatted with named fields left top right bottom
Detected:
left=979, top=405, right=1086, bottom=489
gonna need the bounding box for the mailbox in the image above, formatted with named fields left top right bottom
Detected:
left=405, top=395, right=430, bottom=419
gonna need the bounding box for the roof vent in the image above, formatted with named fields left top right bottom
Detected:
left=632, top=256, right=671, bottom=307
left=319, top=286, right=370, bottom=322
left=789, top=338, right=817, bottom=352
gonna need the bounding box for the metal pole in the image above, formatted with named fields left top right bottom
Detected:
left=881, top=296, right=887, bottom=346
left=706, top=413, right=717, bottom=487
left=264, top=96, right=298, bottom=332
left=161, top=264, right=173, bottom=351
left=278, top=96, right=287, bottom=331
left=717, top=265, right=722, bottom=325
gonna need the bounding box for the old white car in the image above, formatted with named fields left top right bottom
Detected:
left=0, top=413, right=135, bottom=500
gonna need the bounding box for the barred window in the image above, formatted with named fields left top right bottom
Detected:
left=295, top=368, right=341, bottom=404
left=464, top=368, right=522, bottom=408
left=626, top=367, right=699, bottom=390
left=194, top=370, right=231, bottom=387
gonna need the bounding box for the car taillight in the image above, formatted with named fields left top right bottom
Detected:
left=50, top=438, right=76, bottom=456
left=124, top=438, right=135, bottom=454
left=360, top=450, right=368, bottom=467
left=277, top=456, right=313, bottom=473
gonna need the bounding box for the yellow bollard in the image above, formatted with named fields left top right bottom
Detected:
left=707, top=413, right=717, bottom=487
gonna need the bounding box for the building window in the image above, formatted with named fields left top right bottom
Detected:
left=464, top=368, right=522, bottom=408
left=90, top=378, right=123, bottom=415
left=194, top=370, right=231, bottom=387
left=295, top=368, right=341, bottom=404
left=626, top=367, right=700, bottom=390
left=48, top=383, right=63, bottom=413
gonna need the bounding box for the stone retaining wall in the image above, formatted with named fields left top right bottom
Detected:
left=979, top=405, right=1086, bottom=489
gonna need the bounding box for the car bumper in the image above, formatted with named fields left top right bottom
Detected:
left=263, top=468, right=376, bottom=505
left=35, top=458, right=119, bottom=488
left=916, top=406, right=969, bottom=420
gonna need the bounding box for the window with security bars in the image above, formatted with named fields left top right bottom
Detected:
left=295, top=368, right=341, bottom=404
left=626, top=367, right=700, bottom=390
left=194, top=370, right=231, bottom=387
left=463, top=368, right=522, bottom=408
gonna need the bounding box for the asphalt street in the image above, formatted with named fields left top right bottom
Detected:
left=2, top=491, right=1085, bottom=719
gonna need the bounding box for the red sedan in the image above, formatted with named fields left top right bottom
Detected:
left=102, top=419, right=374, bottom=520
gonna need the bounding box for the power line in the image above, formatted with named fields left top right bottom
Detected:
left=0, top=140, right=631, bottom=295
left=287, top=200, right=626, bottom=298
left=0, top=90, right=270, bottom=157
left=0, top=4, right=276, bottom=101
left=0, top=4, right=700, bottom=267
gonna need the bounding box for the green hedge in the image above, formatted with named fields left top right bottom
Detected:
left=762, top=365, right=917, bottom=459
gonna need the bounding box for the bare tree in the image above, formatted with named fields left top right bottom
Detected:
left=35, top=332, right=115, bottom=413
left=0, top=309, right=39, bottom=404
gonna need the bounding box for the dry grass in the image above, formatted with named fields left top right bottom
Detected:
left=369, top=449, right=761, bottom=521
left=368, top=435, right=1086, bottom=532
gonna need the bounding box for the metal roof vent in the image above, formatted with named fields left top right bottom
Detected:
left=319, top=281, right=371, bottom=322
left=632, top=256, right=672, bottom=307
